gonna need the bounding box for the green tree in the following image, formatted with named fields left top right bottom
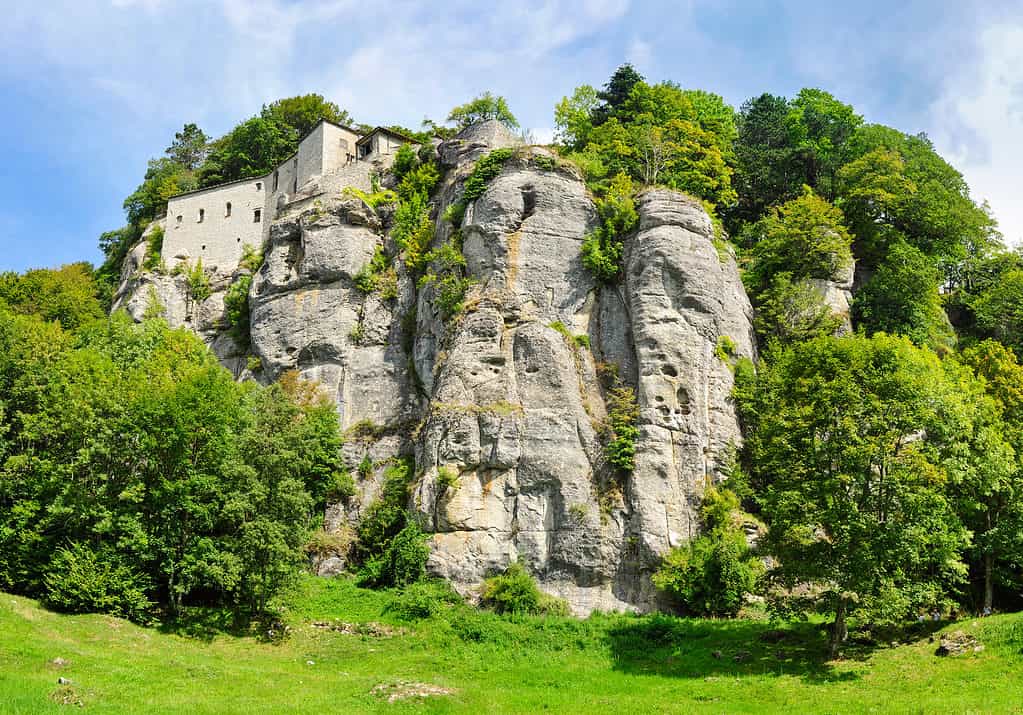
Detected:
left=839, top=124, right=997, bottom=271
left=0, top=263, right=104, bottom=332
left=554, top=84, right=600, bottom=150
left=970, top=269, right=1023, bottom=358
left=165, top=123, right=209, bottom=170
left=744, top=187, right=854, bottom=298
left=198, top=117, right=294, bottom=187
left=591, top=63, right=645, bottom=126
left=956, top=341, right=1023, bottom=611
left=260, top=94, right=352, bottom=137
left=729, top=93, right=801, bottom=229
left=853, top=241, right=955, bottom=353
left=753, top=272, right=844, bottom=346
left=447, top=92, right=519, bottom=130
left=739, top=334, right=972, bottom=657
left=785, top=88, right=862, bottom=200
left=123, top=157, right=197, bottom=226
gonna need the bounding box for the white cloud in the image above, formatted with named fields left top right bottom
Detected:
left=930, top=21, right=1023, bottom=246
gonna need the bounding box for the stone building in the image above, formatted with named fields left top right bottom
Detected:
left=161, top=119, right=414, bottom=273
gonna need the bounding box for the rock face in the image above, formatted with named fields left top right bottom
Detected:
left=113, top=120, right=757, bottom=614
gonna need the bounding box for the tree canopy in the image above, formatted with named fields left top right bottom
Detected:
left=446, top=92, right=519, bottom=130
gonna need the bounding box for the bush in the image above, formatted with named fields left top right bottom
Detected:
left=43, top=543, right=153, bottom=622
left=480, top=562, right=569, bottom=616
left=238, top=243, right=263, bottom=272
left=142, top=225, right=164, bottom=271
left=357, top=521, right=430, bottom=588
left=187, top=259, right=211, bottom=303
left=652, top=487, right=763, bottom=617
left=387, top=580, right=462, bottom=621
left=462, top=148, right=514, bottom=202
left=604, top=384, right=639, bottom=473
left=392, top=144, right=419, bottom=182
left=223, top=274, right=252, bottom=345
left=581, top=173, right=637, bottom=283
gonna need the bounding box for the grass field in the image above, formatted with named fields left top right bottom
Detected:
left=2, top=577, right=1022, bottom=714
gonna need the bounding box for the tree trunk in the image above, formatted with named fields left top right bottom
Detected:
left=828, top=597, right=848, bottom=660
left=983, top=552, right=994, bottom=613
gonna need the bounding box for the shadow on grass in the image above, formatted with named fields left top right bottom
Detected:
left=605, top=615, right=947, bottom=683
left=157, top=607, right=267, bottom=643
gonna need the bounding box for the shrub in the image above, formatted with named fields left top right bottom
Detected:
left=532, top=155, right=557, bottom=172
left=442, top=201, right=466, bottom=228
left=392, top=144, right=419, bottom=182
left=223, top=274, right=252, bottom=345
left=419, top=242, right=472, bottom=320
left=354, top=247, right=390, bottom=295
left=186, top=259, right=211, bottom=303
left=437, top=465, right=459, bottom=492
left=462, top=148, right=514, bottom=202
left=714, top=335, right=736, bottom=362
left=604, top=384, right=639, bottom=473
left=480, top=562, right=569, bottom=616
left=343, top=186, right=397, bottom=209
left=581, top=173, right=638, bottom=283
left=357, top=454, right=374, bottom=479
left=357, top=520, right=430, bottom=588
left=387, top=580, right=462, bottom=621
left=43, top=543, right=153, bottom=622
left=652, top=487, right=763, bottom=617
left=142, top=225, right=164, bottom=271
left=238, top=243, right=263, bottom=272
left=325, top=468, right=356, bottom=501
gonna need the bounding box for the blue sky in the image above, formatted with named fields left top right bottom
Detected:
left=2, top=0, right=1021, bottom=272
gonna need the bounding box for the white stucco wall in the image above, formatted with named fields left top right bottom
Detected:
left=321, top=122, right=361, bottom=175
left=163, top=178, right=267, bottom=273
left=161, top=120, right=369, bottom=273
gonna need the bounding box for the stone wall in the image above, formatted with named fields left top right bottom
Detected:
left=163, top=177, right=267, bottom=275
left=164, top=120, right=363, bottom=276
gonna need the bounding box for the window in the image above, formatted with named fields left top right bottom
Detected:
left=254, top=209, right=262, bottom=223
left=176, top=215, right=182, bottom=225
left=273, top=171, right=279, bottom=191
left=225, top=202, right=232, bottom=217
left=201, top=244, right=206, bottom=251
left=198, top=208, right=204, bottom=223
left=255, top=182, right=262, bottom=191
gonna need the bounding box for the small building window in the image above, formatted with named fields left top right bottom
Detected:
left=254, top=209, right=262, bottom=223
left=225, top=202, right=232, bottom=217
left=176, top=215, right=182, bottom=224
left=201, top=244, right=206, bottom=251
left=273, top=171, right=279, bottom=191
left=198, top=208, right=204, bottom=223
left=255, top=182, right=262, bottom=191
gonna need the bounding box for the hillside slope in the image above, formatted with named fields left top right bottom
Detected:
left=3, top=584, right=1022, bottom=714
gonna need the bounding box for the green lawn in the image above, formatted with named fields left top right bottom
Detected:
left=2, top=578, right=1022, bottom=714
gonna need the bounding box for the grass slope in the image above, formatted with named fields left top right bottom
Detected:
left=2, top=577, right=1022, bottom=714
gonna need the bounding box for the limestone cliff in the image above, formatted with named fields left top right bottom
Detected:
left=114, top=121, right=758, bottom=614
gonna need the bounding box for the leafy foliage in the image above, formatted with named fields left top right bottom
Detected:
left=737, top=333, right=979, bottom=655
left=0, top=308, right=344, bottom=620
left=354, top=458, right=428, bottom=588
left=853, top=241, right=955, bottom=353
left=0, top=263, right=105, bottom=332
left=480, top=563, right=568, bottom=616
left=744, top=187, right=853, bottom=296
left=223, top=274, right=252, bottom=346
left=462, top=148, right=514, bottom=202
left=653, top=487, right=763, bottom=617
left=580, top=173, right=638, bottom=283
left=447, top=92, right=519, bottom=130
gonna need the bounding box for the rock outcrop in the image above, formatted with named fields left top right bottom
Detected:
left=113, top=120, right=757, bottom=614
